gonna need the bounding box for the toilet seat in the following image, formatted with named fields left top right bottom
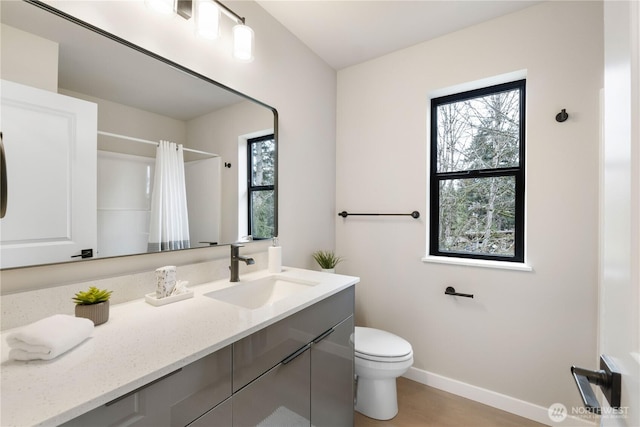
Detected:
left=354, top=327, right=413, bottom=362
left=355, top=350, right=413, bottom=363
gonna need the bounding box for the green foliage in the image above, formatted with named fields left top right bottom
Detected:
left=251, top=190, right=275, bottom=239
left=312, top=250, right=343, bottom=269
left=435, top=87, right=521, bottom=256
left=249, top=137, right=276, bottom=239
left=72, top=286, right=113, bottom=305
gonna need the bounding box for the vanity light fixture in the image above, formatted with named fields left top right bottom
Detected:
left=195, top=0, right=221, bottom=40
left=147, top=0, right=254, bottom=62
left=146, top=0, right=175, bottom=15
left=232, top=23, right=254, bottom=62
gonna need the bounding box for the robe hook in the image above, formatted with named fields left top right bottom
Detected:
left=556, top=109, right=569, bottom=123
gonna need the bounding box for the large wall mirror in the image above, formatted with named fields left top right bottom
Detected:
left=0, top=0, right=277, bottom=269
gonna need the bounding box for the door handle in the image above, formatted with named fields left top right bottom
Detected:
left=71, top=249, right=94, bottom=259
left=571, top=354, right=621, bottom=414
left=1, top=132, right=7, bottom=219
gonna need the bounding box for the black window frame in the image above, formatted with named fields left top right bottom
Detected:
left=247, top=134, right=276, bottom=240
left=429, top=79, right=526, bottom=263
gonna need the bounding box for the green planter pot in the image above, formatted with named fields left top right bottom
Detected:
left=75, top=300, right=110, bottom=326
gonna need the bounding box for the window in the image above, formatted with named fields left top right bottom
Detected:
left=247, top=134, right=276, bottom=239
left=430, top=80, right=525, bottom=262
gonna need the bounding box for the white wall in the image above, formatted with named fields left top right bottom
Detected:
left=336, top=0, right=602, bottom=418
left=1, top=0, right=336, bottom=293
left=187, top=100, right=273, bottom=243
left=97, top=151, right=154, bottom=258
left=0, top=23, right=58, bottom=91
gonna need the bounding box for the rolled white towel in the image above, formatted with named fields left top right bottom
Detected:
left=7, top=314, right=94, bottom=361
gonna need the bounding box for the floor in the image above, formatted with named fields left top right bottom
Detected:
left=354, top=378, right=548, bottom=427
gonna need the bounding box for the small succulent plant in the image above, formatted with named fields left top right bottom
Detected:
left=72, top=286, right=113, bottom=305
left=312, top=250, right=343, bottom=269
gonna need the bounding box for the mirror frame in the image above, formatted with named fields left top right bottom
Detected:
left=1, top=0, right=278, bottom=270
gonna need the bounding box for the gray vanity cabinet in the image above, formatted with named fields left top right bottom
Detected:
left=61, top=286, right=355, bottom=427
left=232, top=287, right=355, bottom=426
left=61, top=345, right=232, bottom=427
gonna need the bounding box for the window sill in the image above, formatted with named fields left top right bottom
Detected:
left=421, top=255, right=533, bottom=272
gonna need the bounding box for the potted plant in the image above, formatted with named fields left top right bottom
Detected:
left=73, top=286, right=113, bottom=326
left=312, top=250, right=343, bottom=273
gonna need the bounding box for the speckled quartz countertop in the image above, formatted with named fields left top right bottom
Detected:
left=1, top=268, right=359, bottom=427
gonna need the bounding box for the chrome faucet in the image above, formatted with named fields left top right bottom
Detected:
left=230, top=243, right=255, bottom=282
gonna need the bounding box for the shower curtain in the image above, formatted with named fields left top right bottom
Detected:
left=148, top=140, right=190, bottom=251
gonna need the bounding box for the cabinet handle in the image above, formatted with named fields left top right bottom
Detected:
left=312, top=327, right=335, bottom=344
left=105, top=368, right=182, bottom=406
left=281, top=343, right=310, bottom=365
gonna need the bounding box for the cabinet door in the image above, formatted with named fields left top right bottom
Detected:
left=233, top=346, right=311, bottom=427
left=233, top=287, right=354, bottom=392
left=311, top=315, right=354, bottom=427
left=0, top=79, right=97, bottom=268
left=170, top=346, right=232, bottom=426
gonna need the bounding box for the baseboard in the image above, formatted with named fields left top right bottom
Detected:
left=403, top=367, right=595, bottom=427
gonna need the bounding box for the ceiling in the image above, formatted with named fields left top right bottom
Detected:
left=255, top=0, right=543, bottom=70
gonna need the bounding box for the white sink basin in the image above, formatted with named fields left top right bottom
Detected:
left=204, top=276, right=320, bottom=309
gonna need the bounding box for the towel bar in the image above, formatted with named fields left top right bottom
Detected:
left=338, top=210, right=420, bottom=219
left=445, top=286, right=474, bottom=298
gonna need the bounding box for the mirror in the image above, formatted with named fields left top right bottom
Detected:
left=0, top=0, right=277, bottom=269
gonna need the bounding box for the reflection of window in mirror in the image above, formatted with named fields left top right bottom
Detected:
left=247, top=134, right=275, bottom=240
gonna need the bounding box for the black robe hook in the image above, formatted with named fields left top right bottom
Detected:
left=556, top=109, right=569, bottom=123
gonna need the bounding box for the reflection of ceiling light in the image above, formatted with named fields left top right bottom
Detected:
left=147, top=0, right=254, bottom=62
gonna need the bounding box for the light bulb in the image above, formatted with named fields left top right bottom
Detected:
left=195, top=1, right=220, bottom=40
left=233, top=24, right=254, bottom=62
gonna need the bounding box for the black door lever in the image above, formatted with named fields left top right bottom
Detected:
left=571, top=354, right=621, bottom=414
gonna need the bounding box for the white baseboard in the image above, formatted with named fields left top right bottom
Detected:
left=403, top=367, right=596, bottom=427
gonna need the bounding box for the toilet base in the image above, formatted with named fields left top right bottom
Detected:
left=355, top=376, right=399, bottom=420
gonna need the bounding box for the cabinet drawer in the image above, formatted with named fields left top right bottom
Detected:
left=233, top=345, right=311, bottom=426
left=188, top=398, right=232, bottom=427
left=171, top=345, right=232, bottom=426
left=233, top=287, right=354, bottom=392
left=61, top=345, right=232, bottom=427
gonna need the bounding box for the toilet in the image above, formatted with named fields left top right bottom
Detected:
left=353, top=326, right=413, bottom=420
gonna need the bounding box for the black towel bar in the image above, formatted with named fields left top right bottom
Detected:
left=338, top=211, right=420, bottom=219
left=445, top=286, right=474, bottom=298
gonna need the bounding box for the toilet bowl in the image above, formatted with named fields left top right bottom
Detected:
left=353, top=326, right=413, bottom=420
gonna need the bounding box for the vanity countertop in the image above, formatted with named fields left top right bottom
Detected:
left=0, top=267, right=359, bottom=427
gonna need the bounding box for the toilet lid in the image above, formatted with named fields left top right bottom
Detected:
left=354, top=327, right=412, bottom=358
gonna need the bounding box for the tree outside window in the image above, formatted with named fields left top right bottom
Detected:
left=430, top=80, right=525, bottom=262
left=248, top=134, right=275, bottom=239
